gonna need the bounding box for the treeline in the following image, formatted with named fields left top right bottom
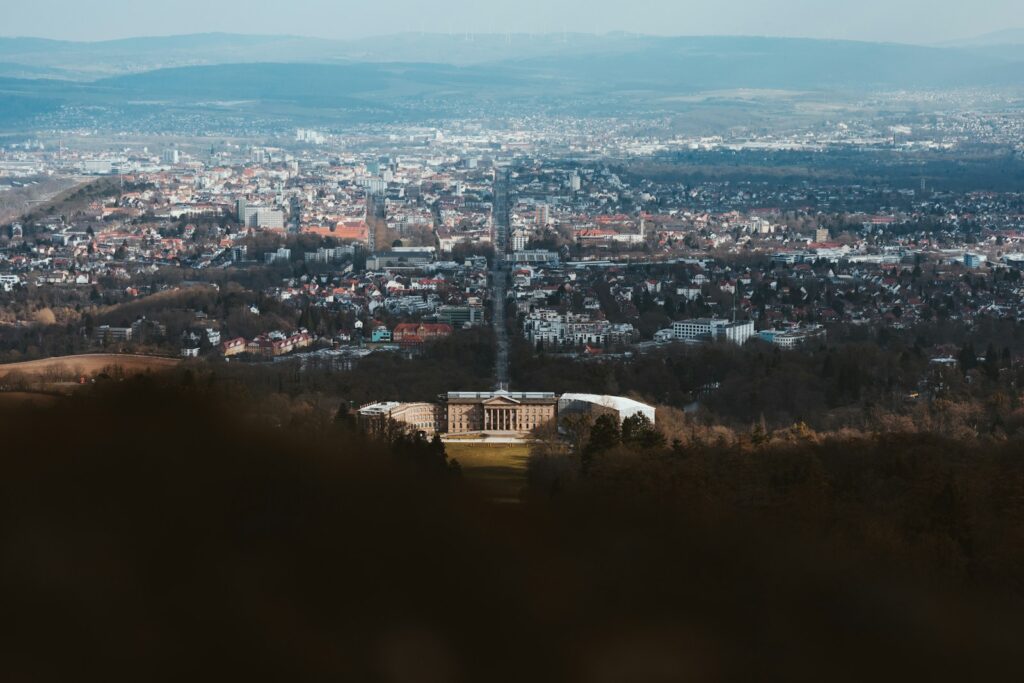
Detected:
left=168, top=327, right=496, bottom=408
left=622, top=148, right=1024, bottom=192
left=512, top=336, right=1024, bottom=432
left=2, top=376, right=1023, bottom=679
left=17, top=178, right=146, bottom=232
left=0, top=281, right=327, bottom=362
left=530, top=413, right=1024, bottom=625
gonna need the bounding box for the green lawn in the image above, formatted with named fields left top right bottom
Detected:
left=445, top=443, right=532, bottom=502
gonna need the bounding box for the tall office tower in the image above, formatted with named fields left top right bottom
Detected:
left=288, top=196, right=302, bottom=234
left=255, top=209, right=285, bottom=230
left=536, top=204, right=550, bottom=226
left=236, top=199, right=261, bottom=227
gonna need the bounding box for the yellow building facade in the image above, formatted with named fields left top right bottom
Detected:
left=445, top=391, right=558, bottom=435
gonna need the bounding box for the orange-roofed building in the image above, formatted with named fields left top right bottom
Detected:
left=334, top=221, right=369, bottom=242
left=221, top=337, right=247, bottom=357
left=301, top=225, right=335, bottom=238
left=300, top=222, right=368, bottom=243
left=574, top=228, right=617, bottom=240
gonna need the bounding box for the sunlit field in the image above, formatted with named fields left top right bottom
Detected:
left=445, top=442, right=532, bottom=502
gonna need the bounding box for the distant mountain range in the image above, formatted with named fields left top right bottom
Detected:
left=0, top=32, right=1022, bottom=129
left=939, top=28, right=1024, bottom=62
left=0, top=32, right=655, bottom=79
left=942, top=28, right=1024, bottom=47
left=1, top=31, right=1023, bottom=80
left=0, top=34, right=355, bottom=79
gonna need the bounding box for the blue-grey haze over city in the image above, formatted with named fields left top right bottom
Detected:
left=4, top=0, right=1024, bottom=43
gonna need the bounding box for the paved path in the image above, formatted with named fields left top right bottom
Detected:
left=491, top=261, right=510, bottom=389
left=491, top=170, right=512, bottom=391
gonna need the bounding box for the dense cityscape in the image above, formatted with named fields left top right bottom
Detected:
left=3, top=116, right=1024, bottom=406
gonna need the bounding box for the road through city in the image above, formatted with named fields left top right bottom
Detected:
left=491, top=261, right=510, bottom=390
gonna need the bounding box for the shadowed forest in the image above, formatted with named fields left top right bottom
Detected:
left=1, top=372, right=1023, bottom=681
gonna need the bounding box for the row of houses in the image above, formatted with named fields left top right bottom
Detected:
left=369, top=322, right=454, bottom=345
left=220, top=330, right=314, bottom=358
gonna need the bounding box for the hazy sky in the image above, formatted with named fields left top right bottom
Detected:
left=4, top=0, right=1023, bottom=44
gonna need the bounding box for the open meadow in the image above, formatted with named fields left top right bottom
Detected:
left=444, top=441, right=533, bottom=502
left=0, top=355, right=180, bottom=398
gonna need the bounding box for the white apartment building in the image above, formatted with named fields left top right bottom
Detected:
left=757, top=325, right=826, bottom=349
left=524, top=309, right=634, bottom=348
left=264, top=247, right=292, bottom=265
left=511, top=229, right=529, bottom=252
left=524, top=309, right=567, bottom=347
left=671, top=318, right=754, bottom=345
left=237, top=199, right=285, bottom=229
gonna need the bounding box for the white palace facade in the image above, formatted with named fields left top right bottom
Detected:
left=358, top=390, right=654, bottom=437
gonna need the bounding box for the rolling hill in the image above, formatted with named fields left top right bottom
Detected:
left=0, top=33, right=1022, bottom=129
left=0, top=31, right=1021, bottom=85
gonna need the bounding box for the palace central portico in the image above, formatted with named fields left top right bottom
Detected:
left=445, top=390, right=558, bottom=435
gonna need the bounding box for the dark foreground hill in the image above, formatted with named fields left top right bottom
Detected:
left=0, top=377, right=1022, bottom=681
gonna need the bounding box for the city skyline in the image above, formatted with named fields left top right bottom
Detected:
left=4, top=0, right=1024, bottom=45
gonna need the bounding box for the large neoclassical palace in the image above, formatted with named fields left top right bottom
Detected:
left=358, top=390, right=654, bottom=437
left=445, top=391, right=558, bottom=434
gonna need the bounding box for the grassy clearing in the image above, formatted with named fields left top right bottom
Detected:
left=445, top=442, right=532, bottom=502
left=0, top=354, right=179, bottom=381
